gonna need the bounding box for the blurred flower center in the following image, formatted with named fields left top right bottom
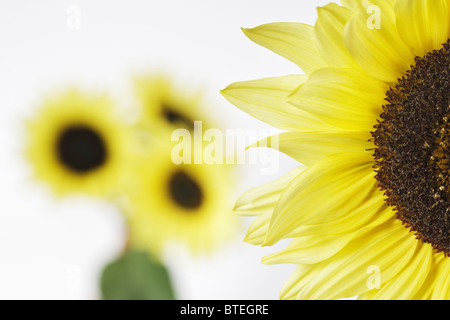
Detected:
left=57, top=125, right=107, bottom=173
left=372, top=40, right=450, bottom=254
left=161, top=105, right=194, bottom=129
left=168, top=170, right=203, bottom=210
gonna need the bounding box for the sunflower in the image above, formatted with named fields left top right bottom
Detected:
left=133, top=74, right=206, bottom=132
left=122, top=142, right=237, bottom=257
left=25, top=89, right=133, bottom=197
left=222, top=0, right=450, bottom=299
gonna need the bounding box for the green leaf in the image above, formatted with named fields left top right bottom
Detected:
left=100, top=250, right=175, bottom=300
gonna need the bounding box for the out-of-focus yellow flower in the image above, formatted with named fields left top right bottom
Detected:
left=133, top=74, right=206, bottom=132
left=25, top=89, right=133, bottom=197
left=122, top=142, right=237, bottom=258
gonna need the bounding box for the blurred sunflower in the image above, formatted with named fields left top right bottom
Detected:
left=25, top=89, right=133, bottom=197
left=123, top=143, right=237, bottom=257
left=133, top=75, right=206, bottom=131
left=222, top=0, right=450, bottom=299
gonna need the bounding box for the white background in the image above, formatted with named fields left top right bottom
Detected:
left=0, top=0, right=331, bottom=300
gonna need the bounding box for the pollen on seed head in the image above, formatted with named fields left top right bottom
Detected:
left=372, top=39, right=450, bottom=255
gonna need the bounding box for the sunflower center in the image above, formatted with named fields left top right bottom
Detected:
left=169, top=170, right=203, bottom=210
left=57, top=125, right=107, bottom=173
left=162, top=105, right=194, bottom=129
left=372, top=39, right=450, bottom=255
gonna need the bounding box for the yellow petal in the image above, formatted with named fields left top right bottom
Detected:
left=369, top=242, right=434, bottom=299
left=264, top=152, right=376, bottom=245
left=344, top=0, right=414, bottom=83
left=298, top=218, right=419, bottom=300
left=252, top=131, right=373, bottom=166
left=297, top=195, right=393, bottom=238
left=234, top=166, right=305, bottom=216
left=431, top=259, right=450, bottom=300
left=408, top=254, right=445, bottom=299
left=242, top=23, right=327, bottom=75
left=238, top=166, right=307, bottom=245
left=395, top=0, right=450, bottom=57
left=262, top=234, right=354, bottom=265
left=263, top=195, right=394, bottom=266
left=315, top=3, right=359, bottom=69
left=289, top=67, right=388, bottom=131
left=280, top=264, right=322, bottom=300
left=243, top=211, right=272, bottom=245
left=221, top=75, right=336, bottom=132
left=339, top=0, right=360, bottom=12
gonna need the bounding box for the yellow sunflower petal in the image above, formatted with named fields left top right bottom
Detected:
left=297, top=195, right=393, bottom=238
left=431, top=259, right=450, bottom=300
left=315, top=3, right=359, bottom=69
left=408, top=254, right=446, bottom=300
left=344, top=0, right=414, bottom=83
left=238, top=166, right=306, bottom=245
left=262, top=234, right=354, bottom=265
left=339, top=0, right=360, bottom=12
left=242, top=23, right=327, bottom=74
left=280, top=131, right=371, bottom=166
left=234, top=165, right=306, bottom=216
left=368, top=242, right=434, bottom=299
left=221, top=75, right=336, bottom=132
left=264, top=152, right=376, bottom=246
left=280, top=264, right=322, bottom=300
left=297, top=218, right=419, bottom=300
left=289, top=67, right=388, bottom=131
left=395, top=0, right=450, bottom=57
left=263, top=195, right=394, bottom=266
left=249, top=131, right=372, bottom=166
left=243, top=211, right=272, bottom=245
left=244, top=166, right=393, bottom=248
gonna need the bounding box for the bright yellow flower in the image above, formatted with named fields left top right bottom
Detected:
left=222, top=0, right=450, bottom=299
left=122, top=142, right=237, bottom=258
left=25, top=89, right=133, bottom=197
left=133, top=74, right=206, bottom=132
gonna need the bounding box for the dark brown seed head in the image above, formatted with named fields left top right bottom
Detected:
left=57, top=125, right=107, bottom=173
left=372, top=39, right=450, bottom=255
left=169, top=170, right=203, bottom=210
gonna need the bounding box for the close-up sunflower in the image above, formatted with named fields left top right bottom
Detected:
left=24, top=89, right=133, bottom=197
left=122, top=143, right=237, bottom=258
left=222, top=0, right=450, bottom=300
